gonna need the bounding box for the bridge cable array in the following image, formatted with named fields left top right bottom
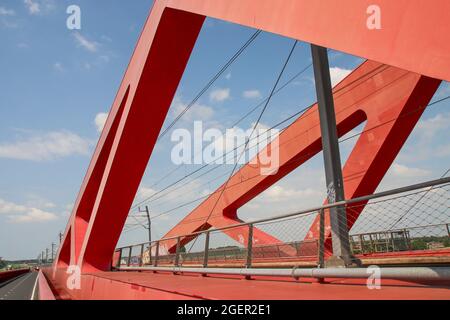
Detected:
left=183, top=40, right=299, bottom=253
left=157, top=29, right=262, bottom=142
left=129, top=62, right=386, bottom=213
left=123, top=92, right=450, bottom=234
left=126, top=64, right=395, bottom=224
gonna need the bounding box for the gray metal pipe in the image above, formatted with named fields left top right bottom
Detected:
left=118, top=266, right=450, bottom=282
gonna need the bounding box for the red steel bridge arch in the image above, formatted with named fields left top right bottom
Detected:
left=54, top=0, right=450, bottom=273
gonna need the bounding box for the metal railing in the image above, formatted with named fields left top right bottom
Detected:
left=114, top=177, right=450, bottom=270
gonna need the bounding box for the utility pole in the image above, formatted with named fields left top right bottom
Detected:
left=59, top=232, right=63, bottom=244
left=45, top=248, right=49, bottom=264
left=139, top=206, right=152, bottom=243
left=51, top=242, right=55, bottom=262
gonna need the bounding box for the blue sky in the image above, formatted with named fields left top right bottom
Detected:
left=0, top=0, right=449, bottom=260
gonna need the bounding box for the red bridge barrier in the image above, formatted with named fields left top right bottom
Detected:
left=38, top=270, right=56, bottom=300
left=0, top=269, right=30, bottom=284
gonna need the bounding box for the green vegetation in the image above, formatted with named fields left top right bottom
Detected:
left=352, top=235, right=450, bottom=254
left=410, top=236, right=450, bottom=250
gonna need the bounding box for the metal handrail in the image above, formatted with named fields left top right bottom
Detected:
left=117, top=176, right=450, bottom=251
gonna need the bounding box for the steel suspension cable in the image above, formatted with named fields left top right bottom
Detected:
left=157, top=30, right=262, bottom=141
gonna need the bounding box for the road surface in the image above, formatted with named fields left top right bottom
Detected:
left=0, top=271, right=38, bottom=300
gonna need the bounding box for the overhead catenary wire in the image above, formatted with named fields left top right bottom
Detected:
left=123, top=93, right=450, bottom=233
left=130, top=63, right=389, bottom=211
left=157, top=29, right=262, bottom=141
left=388, top=166, right=450, bottom=229
left=131, top=61, right=316, bottom=210
left=184, top=40, right=299, bottom=252
left=125, top=40, right=299, bottom=233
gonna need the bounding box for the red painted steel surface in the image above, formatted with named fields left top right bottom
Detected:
left=37, top=270, right=56, bottom=300
left=162, top=61, right=440, bottom=253
left=164, top=0, right=450, bottom=82
left=44, top=269, right=450, bottom=300
left=53, top=0, right=447, bottom=287
left=0, top=269, right=30, bottom=283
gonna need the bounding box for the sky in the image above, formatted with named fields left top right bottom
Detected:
left=0, top=0, right=449, bottom=260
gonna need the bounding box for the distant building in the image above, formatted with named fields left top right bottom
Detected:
left=427, top=242, right=445, bottom=250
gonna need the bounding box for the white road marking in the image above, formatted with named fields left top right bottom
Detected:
left=0, top=272, right=33, bottom=299
left=30, top=272, right=39, bottom=300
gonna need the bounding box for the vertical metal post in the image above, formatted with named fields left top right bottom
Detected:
left=446, top=224, right=450, bottom=238
left=154, top=241, right=160, bottom=267
left=246, top=224, right=254, bottom=269
left=318, top=209, right=325, bottom=268
left=147, top=243, right=153, bottom=265
left=117, top=249, right=122, bottom=268
left=140, top=244, right=145, bottom=267
left=359, top=235, right=364, bottom=254
left=174, top=237, right=181, bottom=267
left=127, top=246, right=132, bottom=267
left=311, top=44, right=356, bottom=267
left=203, top=231, right=210, bottom=268
left=369, top=234, right=374, bottom=253
left=390, top=232, right=396, bottom=252
left=404, top=229, right=412, bottom=250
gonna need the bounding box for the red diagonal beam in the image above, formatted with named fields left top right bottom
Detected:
left=162, top=61, right=440, bottom=252
left=53, top=0, right=446, bottom=273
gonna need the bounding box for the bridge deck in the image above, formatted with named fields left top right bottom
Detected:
left=0, top=271, right=38, bottom=300
left=81, top=271, right=450, bottom=300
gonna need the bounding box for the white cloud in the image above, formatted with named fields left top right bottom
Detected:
left=262, top=185, right=322, bottom=203
left=416, top=112, right=450, bottom=141
left=53, top=62, right=64, bottom=72
left=24, top=0, right=40, bottom=15
left=26, top=195, right=56, bottom=209
left=0, top=7, right=15, bottom=16
left=95, top=112, right=108, bottom=133
left=8, top=208, right=58, bottom=223
left=62, top=203, right=74, bottom=217
left=73, top=32, right=99, bottom=53
left=329, top=67, right=352, bottom=86
left=243, top=90, right=262, bottom=99
left=209, top=88, right=230, bottom=102
left=0, top=198, right=58, bottom=223
left=0, top=131, right=92, bottom=161
left=0, top=199, right=27, bottom=214
left=390, top=163, right=431, bottom=178
left=172, top=97, right=214, bottom=122
left=137, top=186, right=157, bottom=201
left=397, top=112, right=450, bottom=163
left=239, top=167, right=326, bottom=221
left=23, top=0, right=55, bottom=15
left=99, top=55, right=110, bottom=63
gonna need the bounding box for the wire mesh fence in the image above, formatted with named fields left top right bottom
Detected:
left=346, top=183, right=450, bottom=256
left=115, top=178, right=450, bottom=269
